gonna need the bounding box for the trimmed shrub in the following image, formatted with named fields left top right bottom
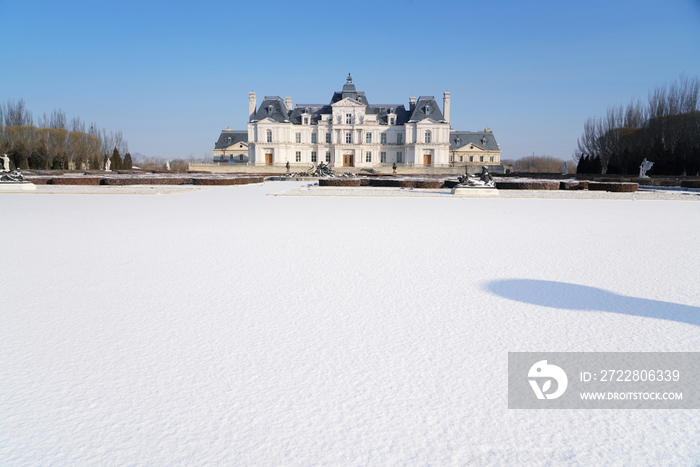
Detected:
left=413, top=179, right=445, bottom=189
left=496, top=180, right=560, bottom=190
left=192, top=177, right=263, bottom=185
left=50, top=177, right=103, bottom=185
left=588, top=182, right=639, bottom=192
left=559, top=180, right=589, bottom=190
left=24, top=177, right=51, bottom=185
left=359, top=178, right=370, bottom=186
left=680, top=180, right=700, bottom=189
left=319, top=178, right=361, bottom=187
left=651, top=179, right=679, bottom=187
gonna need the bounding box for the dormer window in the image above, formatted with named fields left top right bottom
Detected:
left=226, top=136, right=232, bottom=144
left=425, top=105, right=430, bottom=114
left=304, top=117, right=309, bottom=125
left=389, top=117, right=395, bottom=125
left=267, top=105, right=273, bottom=114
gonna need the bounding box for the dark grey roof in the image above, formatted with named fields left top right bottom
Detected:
left=366, top=105, right=410, bottom=125
left=449, top=131, right=500, bottom=151
left=408, top=96, right=445, bottom=122
left=251, top=97, right=290, bottom=122
left=288, top=105, right=332, bottom=125
left=215, top=131, right=248, bottom=149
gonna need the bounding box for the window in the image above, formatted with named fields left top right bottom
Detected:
left=389, top=117, right=395, bottom=125
left=366, top=133, right=372, bottom=144
left=480, top=156, right=484, bottom=162
left=295, top=132, right=301, bottom=143
left=303, top=117, right=308, bottom=125
left=266, top=130, right=272, bottom=143
left=459, top=156, right=463, bottom=162
left=490, top=156, right=494, bottom=162
left=345, top=132, right=352, bottom=144
left=469, top=156, right=474, bottom=162
left=325, top=132, right=331, bottom=143
left=425, top=131, right=431, bottom=144
left=312, top=151, right=317, bottom=162
left=325, top=151, right=331, bottom=163
left=380, top=151, right=386, bottom=163
left=226, top=136, right=232, bottom=144
left=381, top=133, right=387, bottom=144
left=397, top=133, right=403, bottom=144
left=239, top=154, right=244, bottom=161
left=397, top=151, right=403, bottom=163
left=295, top=151, right=301, bottom=162
left=346, top=113, right=352, bottom=124
left=311, top=133, right=317, bottom=144
left=365, top=151, right=372, bottom=163
left=449, top=155, right=454, bottom=162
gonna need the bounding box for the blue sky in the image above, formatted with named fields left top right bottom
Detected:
left=2, top=0, right=699, bottom=161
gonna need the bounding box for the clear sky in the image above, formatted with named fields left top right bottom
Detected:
left=2, top=0, right=699, bottom=161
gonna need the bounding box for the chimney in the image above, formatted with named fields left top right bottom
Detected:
left=285, top=97, right=293, bottom=111
left=409, top=96, right=416, bottom=112
left=443, top=92, right=451, bottom=123
left=248, top=92, right=256, bottom=121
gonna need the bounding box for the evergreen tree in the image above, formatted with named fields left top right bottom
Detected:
left=112, top=147, right=122, bottom=170
left=576, top=155, right=588, bottom=174
left=123, top=152, right=133, bottom=170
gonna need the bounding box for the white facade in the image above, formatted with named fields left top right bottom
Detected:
left=246, top=76, right=453, bottom=169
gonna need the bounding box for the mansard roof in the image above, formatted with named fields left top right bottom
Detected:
left=365, top=105, right=410, bottom=125
left=251, top=96, right=290, bottom=122
left=409, top=96, right=445, bottom=122
left=252, top=77, right=444, bottom=126
left=215, top=130, right=248, bottom=149
left=449, top=131, right=500, bottom=151
left=288, top=105, right=331, bottom=124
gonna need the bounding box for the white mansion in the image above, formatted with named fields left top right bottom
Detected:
left=214, top=75, right=501, bottom=169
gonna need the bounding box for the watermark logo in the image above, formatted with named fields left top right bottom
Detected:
left=528, top=360, right=568, bottom=400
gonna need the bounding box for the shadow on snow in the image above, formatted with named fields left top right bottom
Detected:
left=485, top=279, right=700, bottom=327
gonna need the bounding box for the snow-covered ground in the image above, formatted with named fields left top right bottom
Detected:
left=2, top=181, right=699, bottom=466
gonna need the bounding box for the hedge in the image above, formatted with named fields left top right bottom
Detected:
left=559, top=180, right=589, bottom=190
left=495, top=180, right=560, bottom=190
left=588, top=182, right=639, bottom=192
left=318, top=178, right=362, bottom=187
left=191, top=177, right=263, bottom=185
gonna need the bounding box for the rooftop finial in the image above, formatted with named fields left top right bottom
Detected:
left=347, top=73, right=352, bottom=83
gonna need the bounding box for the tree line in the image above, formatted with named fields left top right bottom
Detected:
left=575, top=76, right=700, bottom=175
left=0, top=99, right=131, bottom=170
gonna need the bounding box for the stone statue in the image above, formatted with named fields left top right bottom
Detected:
left=166, top=161, right=171, bottom=171
left=1, top=154, right=9, bottom=172
left=457, top=165, right=494, bottom=188
left=105, top=158, right=111, bottom=171
left=562, top=161, right=568, bottom=175
left=286, top=161, right=290, bottom=172
left=1, top=168, right=26, bottom=182
left=639, top=158, right=654, bottom=178
left=392, top=162, right=397, bottom=174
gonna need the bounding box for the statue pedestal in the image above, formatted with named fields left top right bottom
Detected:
left=0, top=181, right=36, bottom=191
left=452, top=186, right=499, bottom=196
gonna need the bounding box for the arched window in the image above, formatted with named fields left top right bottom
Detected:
left=266, top=130, right=272, bottom=143
left=425, top=130, right=431, bottom=144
